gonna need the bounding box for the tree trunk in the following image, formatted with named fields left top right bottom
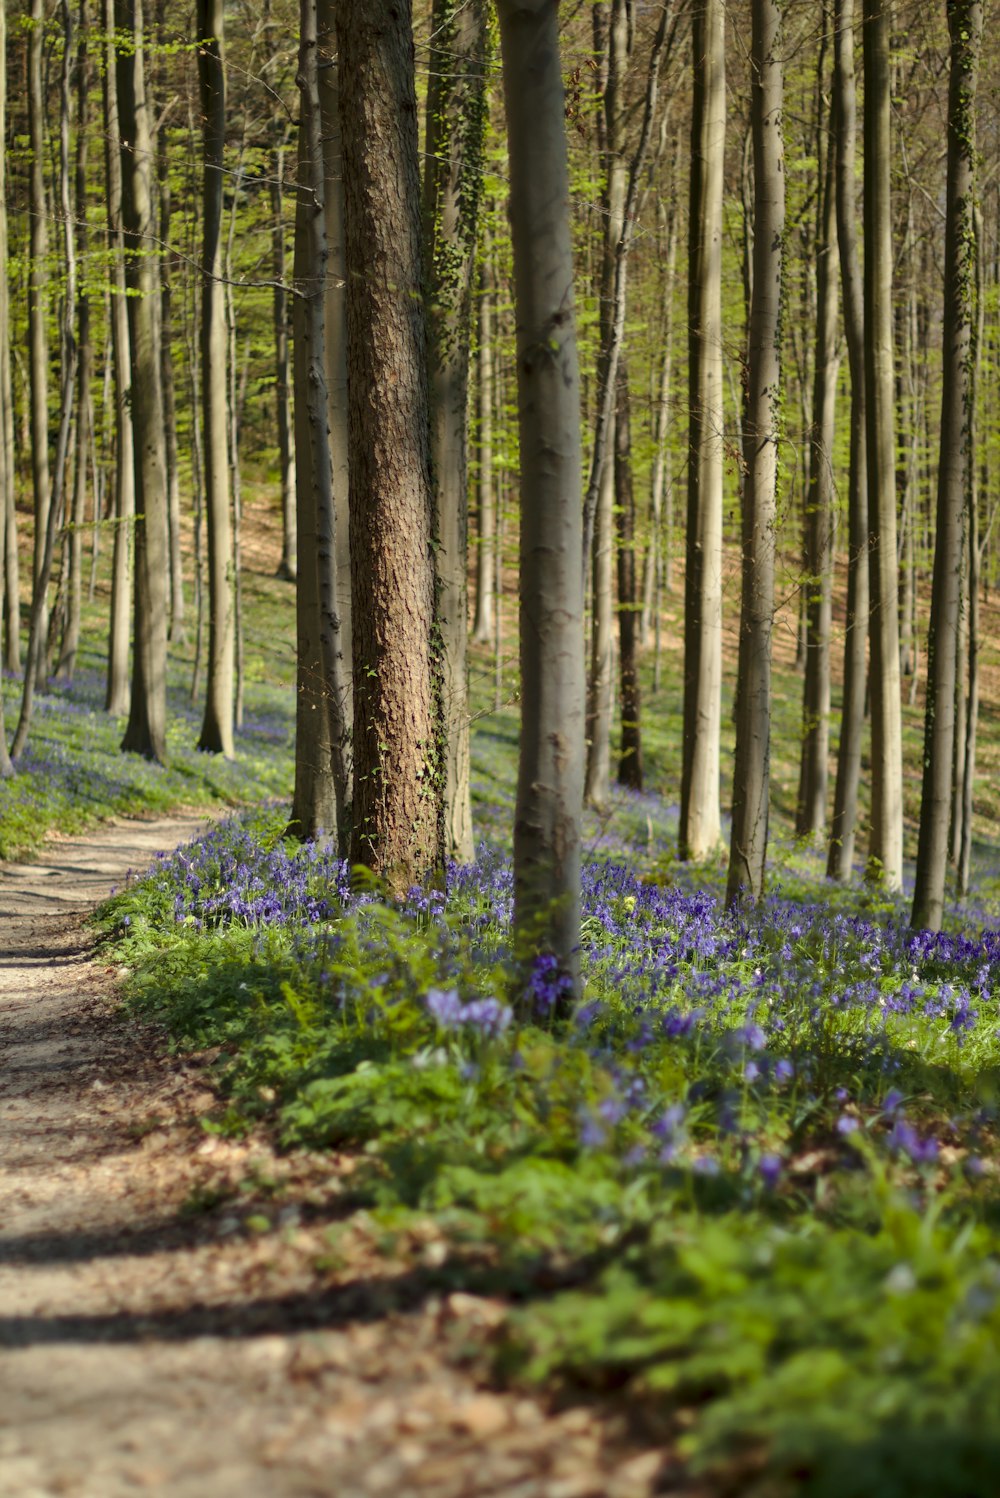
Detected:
left=195, top=0, right=234, bottom=757
left=680, top=0, right=725, bottom=861
left=615, top=358, right=642, bottom=789
left=726, top=0, right=783, bottom=906
left=863, top=0, right=903, bottom=889
left=27, top=0, right=51, bottom=685
left=911, top=0, right=982, bottom=930
left=160, top=163, right=186, bottom=645
left=57, top=0, right=92, bottom=682
left=796, top=70, right=839, bottom=839
left=0, top=0, right=12, bottom=773
left=422, top=0, right=488, bottom=864
left=103, top=0, right=134, bottom=718
left=471, top=252, right=495, bottom=645
left=117, top=0, right=169, bottom=763
left=340, top=0, right=439, bottom=888
left=827, top=0, right=868, bottom=882
left=497, top=0, right=585, bottom=1009
left=641, top=189, right=678, bottom=640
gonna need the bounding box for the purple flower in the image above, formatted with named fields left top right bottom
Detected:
left=882, top=1088, right=905, bottom=1116
left=836, top=1114, right=859, bottom=1136
left=888, top=1119, right=939, bottom=1164
left=774, top=1059, right=795, bottom=1083
left=759, top=1153, right=782, bottom=1190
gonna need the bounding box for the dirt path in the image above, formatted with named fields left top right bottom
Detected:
left=0, top=814, right=668, bottom=1498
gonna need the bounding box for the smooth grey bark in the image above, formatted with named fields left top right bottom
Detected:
left=911, top=0, right=982, bottom=931
left=957, top=204, right=986, bottom=901
left=340, top=0, right=440, bottom=889
left=56, top=0, right=92, bottom=682
left=27, top=0, right=51, bottom=685
left=117, top=0, right=169, bottom=763
left=423, top=0, right=488, bottom=863
left=103, top=0, right=134, bottom=717
left=680, top=0, right=725, bottom=861
left=641, top=189, right=678, bottom=642
left=159, top=164, right=185, bottom=645
left=796, top=79, right=839, bottom=839
left=267, top=17, right=296, bottom=585
left=498, top=0, right=585, bottom=1009
left=827, top=0, right=869, bottom=881
left=726, top=0, right=783, bottom=907
left=471, top=253, right=495, bottom=645
left=862, top=0, right=903, bottom=889
left=195, top=0, right=235, bottom=758
left=318, top=0, right=353, bottom=841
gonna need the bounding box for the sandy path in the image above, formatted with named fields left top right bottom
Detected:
left=0, top=814, right=668, bottom=1498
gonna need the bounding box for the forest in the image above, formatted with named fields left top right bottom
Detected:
left=1, top=0, right=1000, bottom=1494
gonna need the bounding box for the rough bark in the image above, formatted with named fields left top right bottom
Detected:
left=863, top=0, right=903, bottom=889
left=911, top=0, right=982, bottom=930
left=498, top=0, right=585, bottom=1007
left=117, top=0, right=169, bottom=763
left=471, top=253, right=495, bottom=645
left=340, top=0, right=441, bottom=890
left=0, top=0, right=12, bottom=772
left=726, top=0, right=783, bottom=906
left=615, top=359, right=642, bottom=790
left=827, top=0, right=869, bottom=881
left=159, top=165, right=186, bottom=646
left=680, top=0, right=725, bottom=861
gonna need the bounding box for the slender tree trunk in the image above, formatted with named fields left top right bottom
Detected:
left=270, top=104, right=296, bottom=579
left=796, top=71, right=839, bottom=839
left=471, top=252, right=495, bottom=645
left=0, top=0, right=12, bottom=773
left=340, top=0, right=439, bottom=887
left=195, top=0, right=234, bottom=757
left=681, top=0, right=725, bottom=861
left=863, top=0, right=903, bottom=889
left=911, top=0, right=981, bottom=931
left=642, top=189, right=678, bottom=639
left=117, top=0, right=169, bottom=763
left=103, top=0, right=134, bottom=717
left=57, top=0, right=92, bottom=681
left=726, top=0, right=783, bottom=906
left=27, top=0, right=51, bottom=685
left=160, top=165, right=186, bottom=645
left=497, top=0, right=585, bottom=1008
left=827, top=0, right=868, bottom=881
left=615, top=358, right=642, bottom=789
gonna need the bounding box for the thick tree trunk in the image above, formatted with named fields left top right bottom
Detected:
left=498, top=0, right=585, bottom=1008
left=827, top=0, right=868, bottom=881
left=423, top=0, right=488, bottom=863
left=103, top=0, right=134, bottom=718
left=680, top=0, right=725, bottom=861
left=160, top=167, right=185, bottom=645
left=340, top=0, right=441, bottom=889
left=117, top=0, right=169, bottom=763
left=911, top=0, right=981, bottom=931
left=726, top=0, right=783, bottom=906
left=615, top=359, right=642, bottom=790
left=195, top=0, right=234, bottom=758
left=863, top=0, right=903, bottom=889
left=796, top=86, right=839, bottom=839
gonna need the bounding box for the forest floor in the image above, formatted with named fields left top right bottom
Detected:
left=0, top=814, right=670, bottom=1498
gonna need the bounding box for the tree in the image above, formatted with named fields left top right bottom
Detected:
left=196, top=0, right=235, bottom=758
left=911, top=0, right=982, bottom=931
left=863, top=0, right=903, bottom=889
left=615, top=358, right=642, bottom=788
left=117, top=0, right=169, bottom=763
left=826, top=0, right=868, bottom=882
left=726, top=0, right=784, bottom=905
left=27, top=0, right=51, bottom=687
left=103, top=0, right=135, bottom=719
left=680, top=0, right=725, bottom=861
left=0, top=0, right=12, bottom=775
left=286, top=0, right=351, bottom=846
left=423, top=0, right=489, bottom=862
left=340, top=0, right=442, bottom=890
left=497, top=0, right=585, bottom=1007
